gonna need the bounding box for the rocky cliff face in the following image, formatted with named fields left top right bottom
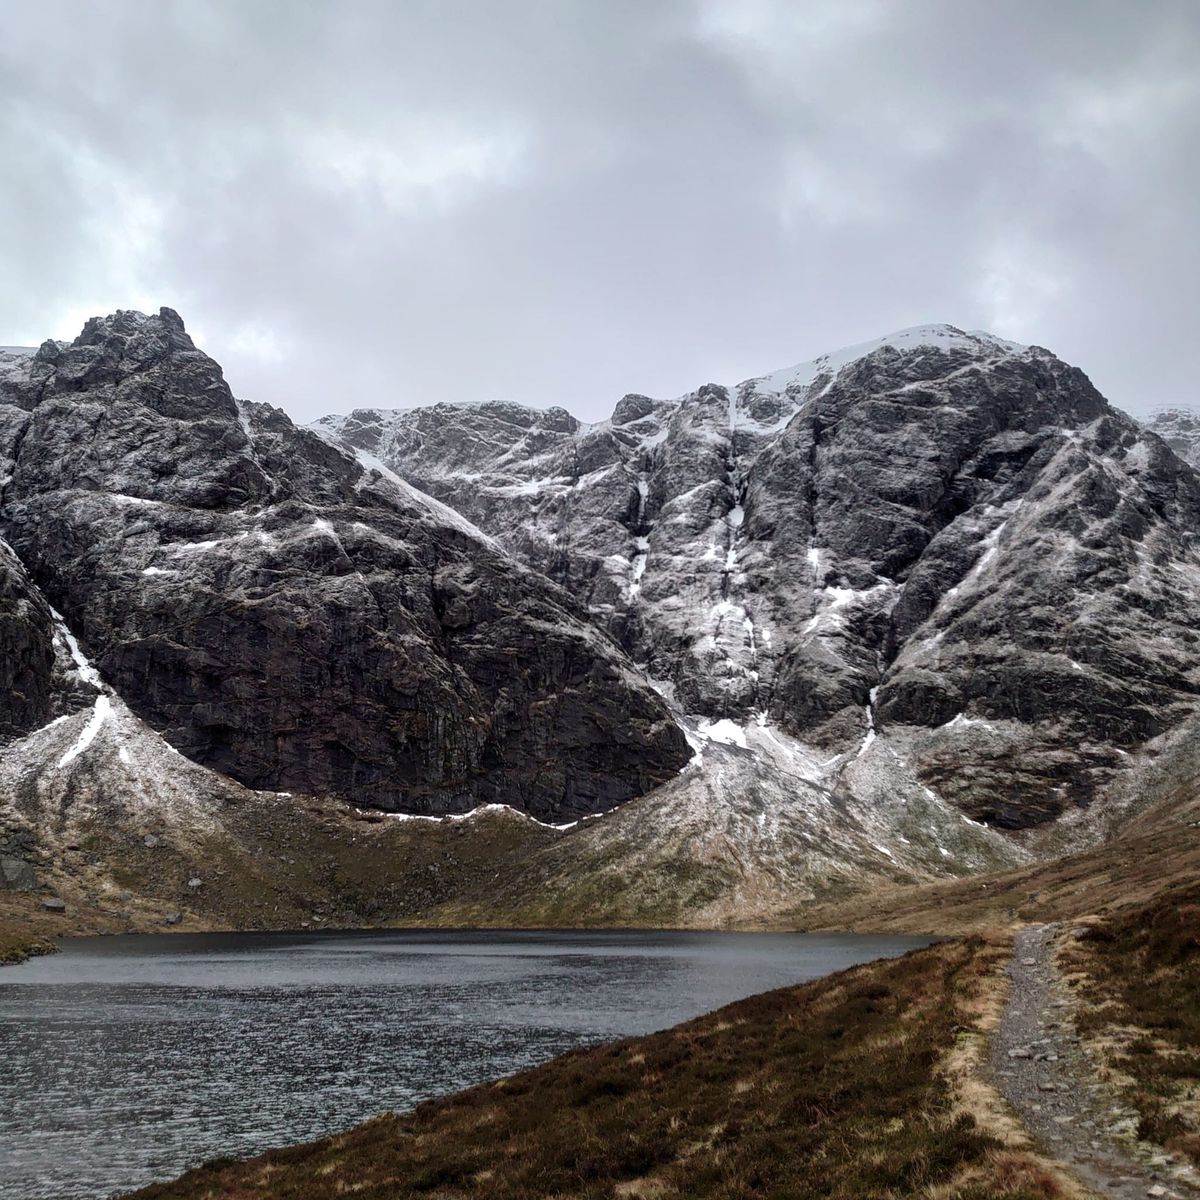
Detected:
left=317, top=326, right=1200, bottom=830
left=0, top=537, right=54, bottom=741
left=0, top=311, right=689, bottom=822
left=1144, top=407, right=1200, bottom=469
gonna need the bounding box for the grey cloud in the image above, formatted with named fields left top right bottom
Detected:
left=1, top=0, right=1196, bottom=422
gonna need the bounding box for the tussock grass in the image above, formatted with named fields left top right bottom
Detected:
left=126, top=937, right=1067, bottom=1200
left=0, top=917, right=54, bottom=964
left=1064, top=883, right=1200, bottom=1167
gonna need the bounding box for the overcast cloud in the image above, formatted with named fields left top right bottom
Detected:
left=1, top=0, right=1196, bottom=422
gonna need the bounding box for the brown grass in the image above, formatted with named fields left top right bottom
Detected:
left=1061, top=882, right=1200, bottom=1168
left=782, top=813, right=1200, bottom=937
left=125, top=936, right=1075, bottom=1200
left=0, top=901, right=61, bottom=964
left=0, top=923, right=46, bottom=963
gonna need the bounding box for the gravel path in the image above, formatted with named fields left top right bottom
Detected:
left=990, top=924, right=1200, bottom=1200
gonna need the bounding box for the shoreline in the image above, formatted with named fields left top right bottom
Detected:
left=122, top=931, right=1082, bottom=1200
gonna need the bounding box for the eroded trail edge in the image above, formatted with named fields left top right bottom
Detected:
left=991, top=924, right=1199, bottom=1200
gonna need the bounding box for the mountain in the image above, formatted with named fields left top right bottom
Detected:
left=0, top=310, right=688, bottom=825
left=315, top=325, right=1200, bottom=833
left=3, top=312, right=1200, bottom=931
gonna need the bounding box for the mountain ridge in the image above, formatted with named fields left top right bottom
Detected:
left=314, top=323, right=1200, bottom=833
left=3, top=310, right=1199, bottom=931
left=0, top=309, right=689, bottom=823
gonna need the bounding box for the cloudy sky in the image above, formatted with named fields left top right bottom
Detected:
left=1, top=0, right=1196, bottom=422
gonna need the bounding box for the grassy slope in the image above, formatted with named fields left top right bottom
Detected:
left=12, top=777, right=1200, bottom=951
left=127, top=936, right=1077, bottom=1200
left=14, top=698, right=1200, bottom=940
left=6, top=729, right=1199, bottom=995
left=1061, top=882, right=1200, bottom=1168
left=0, top=916, right=54, bottom=964
left=10, top=798, right=555, bottom=936
left=777, top=804, right=1200, bottom=937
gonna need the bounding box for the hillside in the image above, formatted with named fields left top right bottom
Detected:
left=125, top=934, right=1079, bottom=1200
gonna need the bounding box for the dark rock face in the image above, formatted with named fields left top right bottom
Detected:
left=0, top=311, right=688, bottom=821
left=318, top=326, right=1200, bottom=829
left=0, top=538, right=54, bottom=741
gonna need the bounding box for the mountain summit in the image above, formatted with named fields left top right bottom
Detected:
left=316, top=323, right=1200, bottom=830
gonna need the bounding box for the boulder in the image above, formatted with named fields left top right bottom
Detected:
left=0, top=855, right=35, bottom=891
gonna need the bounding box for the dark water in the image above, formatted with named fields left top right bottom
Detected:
left=0, top=927, right=931, bottom=1199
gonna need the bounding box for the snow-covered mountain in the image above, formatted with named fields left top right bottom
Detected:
left=3, top=312, right=1199, bottom=928
left=315, top=324, right=1200, bottom=833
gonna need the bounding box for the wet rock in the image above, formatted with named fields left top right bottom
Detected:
left=0, top=538, right=55, bottom=740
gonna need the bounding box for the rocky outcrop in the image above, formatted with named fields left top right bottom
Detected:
left=318, top=326, right=1200, bottom=829
left=7, top=312, right=1200, bottom=928
left=0, top=310, right=689, bottom=821
left=0, top=538, right=54, bottom=741
left=1144, top=407, right=1200, bottom=469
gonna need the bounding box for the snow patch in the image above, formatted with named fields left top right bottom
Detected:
left=49, top=608, right=102, bottom=688
left=351, top=448, right=503, bottom=549
left=375, top=801, right=598, bottom=833
left=750, top=324, right=1026, bottom=400
left=57, top=695, right=112, bottom=768
left=696, top=718, right=750, bottom=749
left=940, top=712, right=997, bottom=733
